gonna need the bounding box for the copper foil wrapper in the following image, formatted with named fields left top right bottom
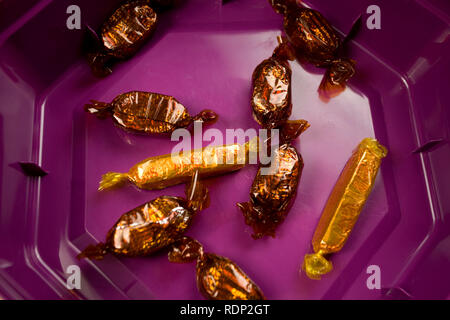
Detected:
left=251, top=39, right=294, bottom=129
left=78, top=172, right=209, bottom=260
left=99, top=137, right=259, bottom=191
left=84, top=91, right=217, bottom=135
left=240, top=145, right=302, bottom=239
left=101, top=1, right=158, bottom=59
left=303, top=138, right=388, bottom=279
left=238, top=120, right=309, bottom=239
left=87, top=1, right=163, bottom=77
left=268, top=0, right=357, bottom=101
left=168, top=237, right=265, bottom=300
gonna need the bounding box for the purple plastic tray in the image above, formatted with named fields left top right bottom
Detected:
left=0, top=0, right=449, bottom=300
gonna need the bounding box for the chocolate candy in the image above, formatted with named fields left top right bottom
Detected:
left=98, top=137, right=259, bottom=191
left=86, top=0, right=173, bottom=77
left=269, top=0, right=359, bottom=101
left=77, top=172, right=209, bottom=260
left=251, top=37, right=295, bottom=129
left=168, top=237, right=265, bottom=300
left=84, top=91, right=218, bottom=135
left=302, top=138, right=387, bottom=279
left=237, top=120, right=309, bottom=239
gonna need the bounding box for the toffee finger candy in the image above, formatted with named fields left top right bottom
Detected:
left=269, top=0, right=359, bottom=101
left=84, top=91, right=218, bottom=135
left=238, top=120, right=309, bottom=239
left=251, top=37, right=295, bottom=129
left=77, top=171, right=209, bottom=260
left=302, top=138, right=387, bottom=279
left=168, top=237, right=265, bottom=300
left=98, top=136, right=259, bottom=191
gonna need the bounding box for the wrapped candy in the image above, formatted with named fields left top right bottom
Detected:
left=168, top=236, right=265, bottom=300
left=302, top=138, right=387, bottom=279
left=238, top=120, right=309, bottom=239
left=269, top=0, right=360, bottom=102
left=98, top=137, right=259, bottom=191
left=84, top=91, right=218, bottom=135
left=86, top=0, right=180, bottom=77
left=77, top=172, right=209, bottom=260
left=251, top=37, right=295, bottom=129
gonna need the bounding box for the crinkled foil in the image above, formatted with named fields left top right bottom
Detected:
left=102, top=2, right=158, bottom=58
left=78, top=173, right=209, bottom=260
left=168, top=237, right=266, bottom=300
left=85, top=91, right=217, bottom=134
left=268, top=0, right=357, bottom=101
left=238, top=144, right=302, bottom=239
left=196, top=253, right=266, bottom=300
left=99, top=137, right=259, bottom=191
left=303, top=138, right=388, bottom=279
left=251, top=52, right=292, bottom=129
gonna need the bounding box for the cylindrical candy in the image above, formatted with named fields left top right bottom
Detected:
left=237, top=120, right=309, bottom=239
left=251, top=37, right=295, bottom=129
left=84, top=91, right=218, bottom=135
left=302, top=138, right=387, bottom=279
left=98, top=137, right=259, bottom=191
left=269, top=0, right=357, bottom=102
left=77, top=172, right=209, bottom=260
left=168, top=237, right=265, bottom=300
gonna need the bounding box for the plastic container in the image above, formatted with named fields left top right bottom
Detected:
left=0, top=0, right=449, bottom=299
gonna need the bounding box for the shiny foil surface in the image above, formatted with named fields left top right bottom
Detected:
left=98, top=138, right=259, bottom=191
left=101, top=1, right=158, bottom=59
left=196, top=254, right=265, bottom=300
left=251, top=40, right=293, bottom=129
left=78, top=173, right=208, bottom=260
left=168, top=237, right=265, bottom=300
left=269, top=0, right=357, bottom=101
left=238, top=120, right=309, bottom=239
left=105, top=196, right=190, bottom=256
left=84, top=91, right=217, bottom=134
left=239, top=145, right=302, bottom=239
left=282, top=3, right=340, bottom=66
left=303, top=138, right=388, bottom=279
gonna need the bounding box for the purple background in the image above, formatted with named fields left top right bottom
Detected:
left=0, top=0, right=449, bottom=299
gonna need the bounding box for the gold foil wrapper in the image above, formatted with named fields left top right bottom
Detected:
left=99, top=137, right=259, bottom=191
left=303, top=138, right=388, bottom=279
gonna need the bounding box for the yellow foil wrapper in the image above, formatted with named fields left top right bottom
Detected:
left=303, top=138, right=388, bottom=280
left=98, top=137, right=259, bottom=191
